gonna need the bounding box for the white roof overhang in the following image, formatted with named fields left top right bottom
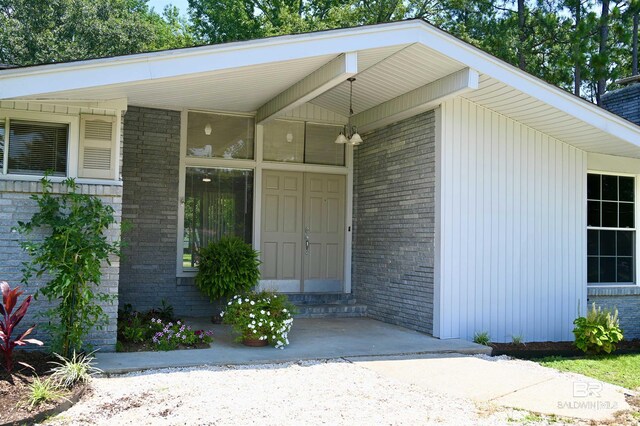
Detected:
left=1, top=19, right=639, bottom=157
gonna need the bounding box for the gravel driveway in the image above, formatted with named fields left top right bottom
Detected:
left=46, top=359, right=573, bottom=426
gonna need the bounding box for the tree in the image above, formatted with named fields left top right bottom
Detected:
left=0, top=0, right=193, bottom=66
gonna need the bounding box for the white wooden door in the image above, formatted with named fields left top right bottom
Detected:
left=260, top=171, right=345, bottom=293
left=260, top=170, right=304, bottom=292
left=302, top=173, right=345, bottom=292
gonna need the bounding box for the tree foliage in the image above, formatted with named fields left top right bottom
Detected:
left=16, top=177, right=121, bottom=357
left=0, top=0, right=193, bottom=66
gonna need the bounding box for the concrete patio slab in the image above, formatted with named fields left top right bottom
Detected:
left=95, top=317, right=490, bottom=374
left=349, top=354, right=631, bottom=422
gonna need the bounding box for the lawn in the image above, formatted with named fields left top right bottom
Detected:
left=538, top=354, right=640, bottom=390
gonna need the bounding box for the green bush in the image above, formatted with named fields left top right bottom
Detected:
left=473, top=331, right=491, bottom=346
left=195, top=237, right=261, bottom=302
left=16, top=177, right=120, bottom=357
left=573, top=303, right=623, bottom=354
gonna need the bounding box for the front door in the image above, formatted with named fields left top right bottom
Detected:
left=261, top=170, right=345, bottom=292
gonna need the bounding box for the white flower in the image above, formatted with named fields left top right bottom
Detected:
left=250, top=301, right=255, bottom=305
left=245, top=298, right=250, bottom=302
left=249, top=313, right=255, bottom=318
left=220, top=312, right=225, bottom=317
left=260, top=310, right=265, bottom=315
left=283, top=309, right=288, bottom=312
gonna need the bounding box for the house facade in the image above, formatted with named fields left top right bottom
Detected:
left=1, top=20, right=639, bottom=350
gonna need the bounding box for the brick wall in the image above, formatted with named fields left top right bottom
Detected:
left=0, top=180, right=122, bottom=351
left=601, top=84, right=640, bottom=126
left=352, top=110, right=436, bottom=334
left=589, top=287, right=640, bottom=339
left=120, top=106, right=216, bottom=317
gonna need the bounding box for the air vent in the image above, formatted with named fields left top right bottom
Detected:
left=83, top=147, right=111, bottom=170
left=84, top=120, right=113, bottom=141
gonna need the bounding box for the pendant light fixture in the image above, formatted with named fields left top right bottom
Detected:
left=334, top=77, right=363, bottom=146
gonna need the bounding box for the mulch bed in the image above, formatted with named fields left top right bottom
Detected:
left=490, top=339, right=640, bottom=358
left=0, top=351, right=84, bottom=426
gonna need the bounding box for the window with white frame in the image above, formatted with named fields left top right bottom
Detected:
left=181, top=111, right=256, bottom=271
left=2, top=119, right=69, bottom=176
left=587, top=173, right=635, bottom=284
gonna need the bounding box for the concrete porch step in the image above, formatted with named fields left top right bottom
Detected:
left=294, top=303, right=368, bottom=318
left=286, top=293, right=357, bottom=305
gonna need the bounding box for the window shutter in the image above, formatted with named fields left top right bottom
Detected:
left=79, top=115, right=116, bottom=179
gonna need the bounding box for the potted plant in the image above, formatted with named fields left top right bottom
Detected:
left=221, top=291, right=296, bottom=348
left=195, top=236, right=261, bottom=309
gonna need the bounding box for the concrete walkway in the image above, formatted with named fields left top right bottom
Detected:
left=349, top=353, right=632, bottom=422
left=95, top=317, right=489, bottom=374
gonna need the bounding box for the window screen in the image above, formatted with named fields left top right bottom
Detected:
left=304, top=123, right=345, bottom=166
left=8, top=120, right=68, bottom=176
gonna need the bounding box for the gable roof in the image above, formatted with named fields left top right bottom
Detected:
left=1, top=19, right=639, bottom=157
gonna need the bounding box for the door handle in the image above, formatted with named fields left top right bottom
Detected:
left=305, top=238, right=310, bottom=255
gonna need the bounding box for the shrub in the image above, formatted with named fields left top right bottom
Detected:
left=0, top=281, right=43, bottom=372
left=511, top=335, right=525, bottom=345
left=573, top=303, right=623, bottom=354
left=221, top=291, right=296, bottom=349
left=49, top=350, right=102, bottom=388
left=195, top=237, right=261, bottom=302
left=15, top=177, right=120, bottom=357
left=25, top=377, right=65, bottom=408
left=149, top=318, right=213, bottom=351
left=473, top=331, right=490, bottom=346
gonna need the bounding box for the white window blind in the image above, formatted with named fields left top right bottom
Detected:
left=8, top=120, right=68, bottom=176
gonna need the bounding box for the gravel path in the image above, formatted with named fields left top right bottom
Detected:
left=45, top=359, right=572, bottom=426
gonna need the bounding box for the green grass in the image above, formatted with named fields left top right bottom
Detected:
left=538, top=354, right=640, bottom=390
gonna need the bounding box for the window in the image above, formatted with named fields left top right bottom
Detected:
left=6, top=120, right=69, bottom=176
left=182, top=167, right=253, bottom=269
left=587, top=173, right=635, bottom=284
left=262, top=120, right=345, bottom=166
left=263, top=120, right=305, bottom=163
left=305, top=123, right=345, bottom=166
left=187, top=112, right=254, bottom=160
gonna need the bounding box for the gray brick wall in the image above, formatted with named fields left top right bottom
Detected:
left=602, top=84, right=640, bottom=126
left=588, top=287, right=640, bottom=340
left=120, top=106, right=216, bottom=317
left=0, top=180, right=122, bottom=351
left=352, top=110, right=436, bottom=334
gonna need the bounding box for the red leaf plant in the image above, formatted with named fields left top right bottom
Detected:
left=0, top=281, right=43, bottom=372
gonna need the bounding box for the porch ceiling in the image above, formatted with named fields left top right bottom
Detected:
left=1, top=20, right=640, bottom=158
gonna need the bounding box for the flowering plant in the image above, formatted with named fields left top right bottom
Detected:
left=221, top=291, right=296, bottom=349
left=149, top=318, right=213, bottom=351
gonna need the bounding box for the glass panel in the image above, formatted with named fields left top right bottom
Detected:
left=619, top=203, right=634, bottom=228
left=8, top=120, right=68, bottom=176
left=587, top=173, right=600, bottom=199
left=263, top=120, right=304, bottom=163
left=600, top=230, right=616, bottom=255
left=183, top=168, right=254, bottom=269
left=304, top=123, right=345, bottom=166
left=587, top=230, right=599, bottom=255
left=619, top=176, right=634, bottom=202
left=617, top=231, right=634, bottom=256
left=187, top=112, right=254, bottom=160
left=587, top=257, right=599, bottom=283
left=617, top=257, right=633, bottom=282
left=587, top=201, right=600, bottom=227
left=599, top=257, right=616, bottom=282
left=602, top=175, right=618, bottom=200
left=601, top=201, right=618, bottom=227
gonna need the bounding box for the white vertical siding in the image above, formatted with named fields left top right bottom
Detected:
left=437, top=97, right=587, bottom=342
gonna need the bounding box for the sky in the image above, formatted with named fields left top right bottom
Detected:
left=147, top=0, right=190, bottom=14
